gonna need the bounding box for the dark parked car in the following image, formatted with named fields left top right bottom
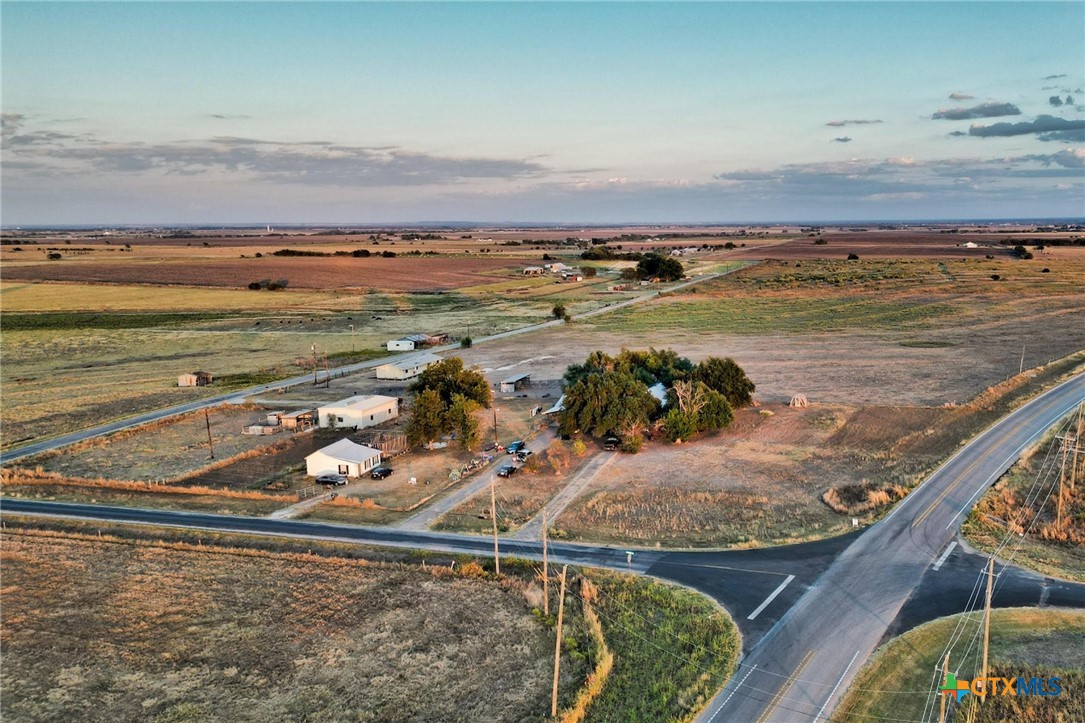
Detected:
left=316, top=474, right=348, bottom=486
left=370, top=466, right=393, bottom=480
left=506, top=440, right=526, bottom=454
left=603, top=437, right=620, bottom=451
left=497, top=465, right=517, bottom=478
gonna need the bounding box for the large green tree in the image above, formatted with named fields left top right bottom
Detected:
left=444, top=394, right=482, bottom=451
left=694, top=357, right=755, bottom=408
left=635, top=254, right=684, bottom=281
left=408, top=357, right=492, bottom=408
left=405, top=389, right=446, bottom=447
left=559, top=370, right=659, bottom=438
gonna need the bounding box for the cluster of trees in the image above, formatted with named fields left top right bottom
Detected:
left=581, top=246, right=644, bottom=261
left=247, top=278, right=289, bottom=290
left=405, top=358, right=491, bottom=450
left=559, top=349, right=754, bottom=451
left=631, top=254, right=684, bottom=281
left=270, top=248, right=398, bottom=258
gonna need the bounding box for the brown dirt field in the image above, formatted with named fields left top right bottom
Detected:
left=0, top=527, right=566, bottom=723
left=2, top=255, right=522, bottom=291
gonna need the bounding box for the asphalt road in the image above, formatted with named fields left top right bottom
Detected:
left=698, top=370, right=1085, bottom=723
left=0, top=270, right=732, bottom=465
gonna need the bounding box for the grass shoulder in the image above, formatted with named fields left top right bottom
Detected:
left=835, top=607, right=1085, bottom=723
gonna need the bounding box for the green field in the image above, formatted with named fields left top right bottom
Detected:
left=835, top=608, right=1085, bottom=723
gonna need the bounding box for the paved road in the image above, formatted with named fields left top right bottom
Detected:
left=698, top=370, right=1085, bottom=723
left=0, top=270, right=737, bottom=465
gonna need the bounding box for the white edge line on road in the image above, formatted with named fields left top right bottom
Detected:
left=943, top=395, right=1084, bottom=531
left=932, top=541, right=957, bottom=571
left=747, top=574, right=796, bottom=621
left=713, top=665, right=758, bottom=720
left=877, top=377, right=1085, bottom=528
left=814, top=650, right=860, bottom=721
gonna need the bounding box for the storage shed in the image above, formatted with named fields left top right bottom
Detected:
left=305, top=439, right=382, bottom=478
left=499, top=372, right=532, bottom=394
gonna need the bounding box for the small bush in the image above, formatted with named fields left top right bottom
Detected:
left=814, top=239, right=828, bottom=245
left=847, top=253, right=860, bottom=260
left=247, top=281, right=261, bottom=290
left=47, top=252, right=62, bottom=260
left=991, top=274, right=1002, bottom=281
left=460, top=337, right=473, bottom=348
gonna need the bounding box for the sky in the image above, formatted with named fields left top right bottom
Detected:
left=2, top=1, right=1084, bottom=225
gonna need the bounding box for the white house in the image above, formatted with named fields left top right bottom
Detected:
left=387, top=338, right=417, bottom=351
left=545, top=262, right=571, bottom=274
left=317, top=394, right=399, bottom=429
left=305, top=438, right=382, bottom=478
left=375, top=352, right=440, bottom=380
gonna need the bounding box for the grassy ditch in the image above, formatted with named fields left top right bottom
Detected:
left=835, top=608, right=1085, bottom=723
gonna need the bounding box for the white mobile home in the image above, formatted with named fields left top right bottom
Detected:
left=317, top=395, right=399, bottom=429
left=305, top=439, right=382, bottom=478
left=375, top=352, right=440, bottom=380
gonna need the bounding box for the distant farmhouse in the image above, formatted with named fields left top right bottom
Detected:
left=317, top=394, right=399, bottom=429
left=386, top=332, right=449, bottom=351
left=305, top=438, right=382, bottom=478
left=375, top=352, right=441, bottom=380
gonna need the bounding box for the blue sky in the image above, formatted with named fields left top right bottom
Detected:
left=2, top=2, right=1083, bottom=224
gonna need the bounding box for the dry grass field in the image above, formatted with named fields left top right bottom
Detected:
left=964, top=411, right=1085, bottom=582
left=553, top=354, right=1085, bottom=547
left=0, top=526, right=566, bottom=723
left=0, top=519, right=741, bottom=723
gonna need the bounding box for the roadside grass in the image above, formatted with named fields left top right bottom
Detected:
left=581, top=569, right=740, bottom=722
left=0, top=481, right=289, bottom=515
left=835, top=608, right=1085, bottom=723
left=0, top=524, right=565, bottom=723
left=963, top=412, right=1085, bottom=582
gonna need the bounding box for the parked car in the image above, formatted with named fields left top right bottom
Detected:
left=506, top=440, right=526, bottom=454
left=370, top=466, right=393, bottom=480
left=316, top=474, right=348, bottom=486
left=514, top=449, right=533, bottom=462
left=603, top=437, right=620, bottom=451
left=497, top=465, right=517, bottom=478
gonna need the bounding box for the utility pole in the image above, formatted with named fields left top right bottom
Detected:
left=311, top=343, right=318, bottom=386
left=1057, top=437, right=1068, bottom=531
left=1071, top=402, right=1083, bottom=492
left=940, top=653, right=950, bottom=723
left=1019, top=344, right=1025, bottom=375
left=493, top=406, right=499, bottom=447
left=542, top=507, right=549, bottom=617
left=324, top=352, right=331, bottom=388
left=348, top=323, right=355, bottom=352
left=551, top=565, right=568, bottom=717
left=981, top=557, right=994, bottom=701
left=204, top=408, right=215, bottom=460
left=490, top=474, right=500, bottom=575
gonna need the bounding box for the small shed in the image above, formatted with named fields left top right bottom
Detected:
left=305, top=439, right=382, bottom=478
left=281, top=409, right=315, bottom=430
left=523, top=266, right=545, bottom=276
left=178, top=371, right=213, bottom=387
left=499, top=372, right=532, bottom=394
left=375, top=352, right=440, bottom=380
left=387, top=338, right=417, bottom=351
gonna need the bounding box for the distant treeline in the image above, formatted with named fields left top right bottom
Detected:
left=271, top=248, right=403, bottom=258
